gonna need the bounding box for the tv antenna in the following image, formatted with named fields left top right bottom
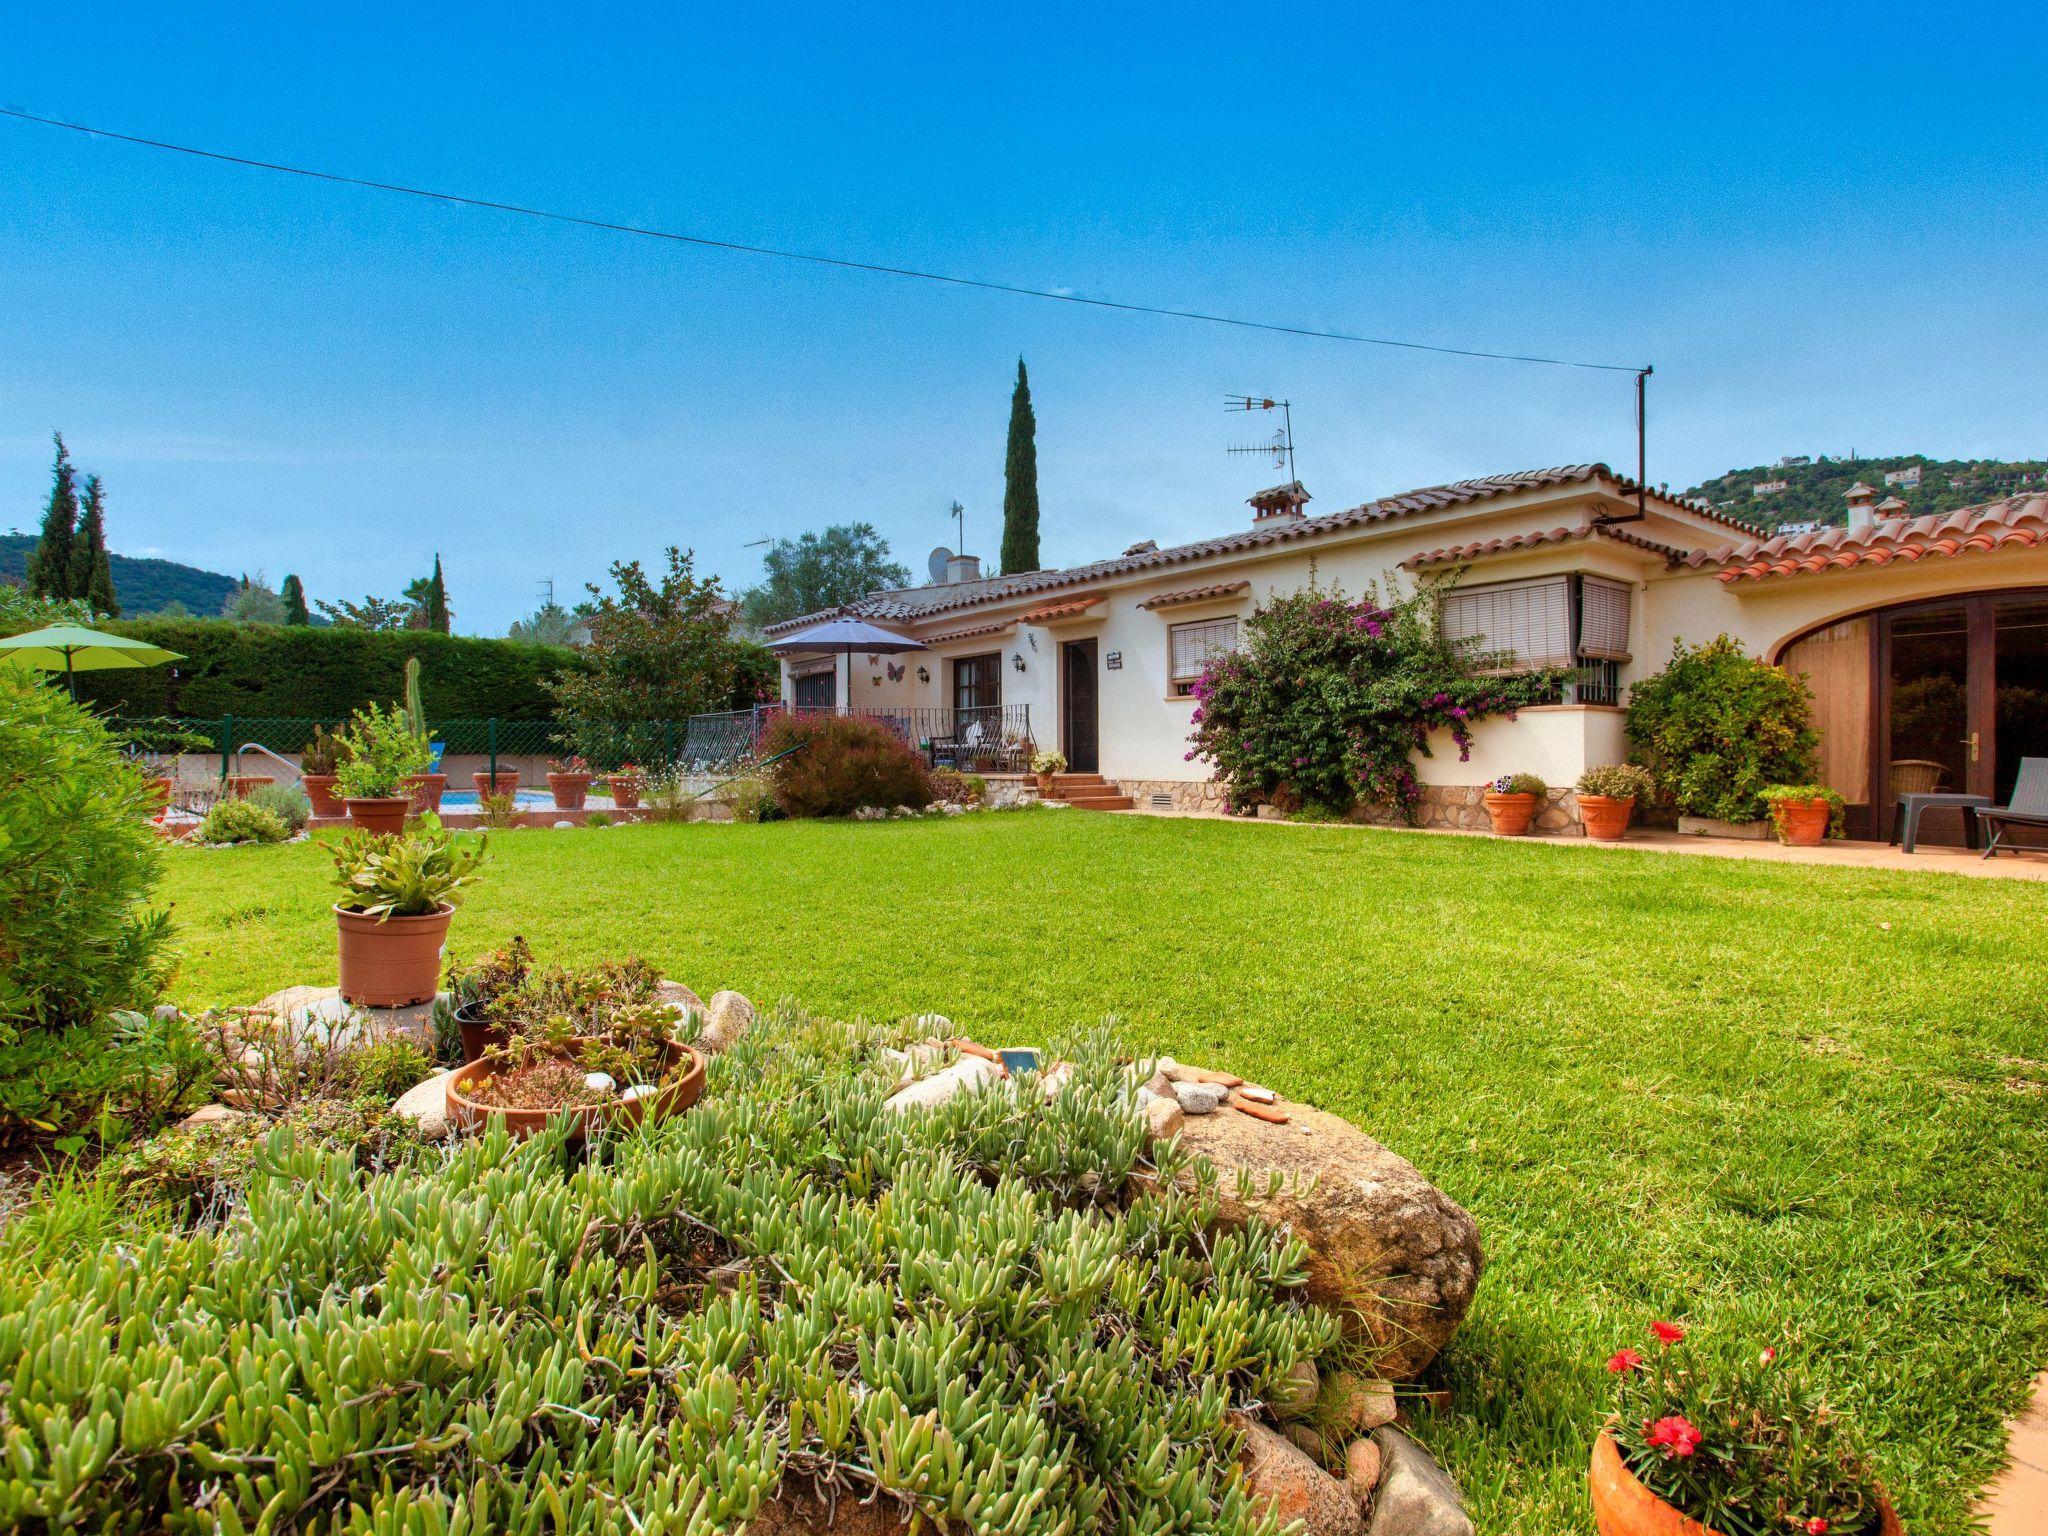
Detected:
left=1226, top=395, right=1297, bottom=485
left=948, top=499, right=965, bottom=549
left=538, top=577, right=556, bottom=609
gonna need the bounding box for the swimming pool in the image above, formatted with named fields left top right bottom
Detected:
left=437, top=789, right=602, bottom=810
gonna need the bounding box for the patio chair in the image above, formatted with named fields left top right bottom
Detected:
left=1980, top=758, right=2048, bottom=858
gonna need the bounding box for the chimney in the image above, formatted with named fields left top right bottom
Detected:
left=1248, top=481, right=1311, bottom=526
left=944, top=553, right=982, bottom=584
left=1844, top=481, right=1878, bottom=534
left=1875, top=495, right=1910, bottom=525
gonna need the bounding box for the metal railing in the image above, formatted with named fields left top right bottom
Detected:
left=777, top=703, right=1038, bottom=772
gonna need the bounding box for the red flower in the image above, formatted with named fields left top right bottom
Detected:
left=1760, top=1347, right=1778, bottom=1364
left=1649, top=1321, right=1687, bottom=1345
left=1607, top=1349, right=1645, bottom=1374
left=1644, top=1416, right=1703, bottom=1459
left=1805, top=1521, right=1829, bottom=1535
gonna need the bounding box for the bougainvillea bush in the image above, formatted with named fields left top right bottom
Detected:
left=1607, top=1319, right=1885, bottom=1536
left=0, top=1012, right=1338, bottom=1534
left=1188, top=578, right=1566, bottom=819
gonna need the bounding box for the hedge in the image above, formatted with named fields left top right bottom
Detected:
left=72, top=618, right=583, bottom=722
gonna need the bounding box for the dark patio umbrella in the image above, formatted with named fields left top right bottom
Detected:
left=764, top=614, right=927, bottom=709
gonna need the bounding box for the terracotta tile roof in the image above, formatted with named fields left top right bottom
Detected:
left=921, top=619, right=1014, bottom=644
left=1677, top=493, right=2048, bottom=585
left=1137, top=580, right=1252, bottom=609
left=761, top=464, right=1747, bottom=635
left=1400, top=523, right=1692, bottom=570
left=1018, top=596, right=1102, bottom=624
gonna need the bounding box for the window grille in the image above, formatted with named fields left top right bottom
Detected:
left=1169, top=618, right=1239, bottom=695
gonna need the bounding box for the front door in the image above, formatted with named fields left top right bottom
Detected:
left=1061, top=639, right=1099, bottom=774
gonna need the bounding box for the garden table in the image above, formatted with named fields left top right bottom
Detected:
left=1890, top=791, right=1989, bottom=853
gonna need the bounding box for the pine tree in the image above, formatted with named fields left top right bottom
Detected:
left=26, top=433, right=80, bottom=599
left=280, top=574, right=310, bottom=625
left=999, top=359, right=1041, bottom=575
left=426, top=554, right=451, bottom=634
left=72, top=474, right=119, bottom=616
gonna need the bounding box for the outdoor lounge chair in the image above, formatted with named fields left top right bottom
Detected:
left=1980, top=757, right=2048, bottom=858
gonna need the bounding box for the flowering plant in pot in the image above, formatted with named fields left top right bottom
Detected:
left=1030, top=748, right=1068, bottom=794
left=1593, top=1319, right=1899, bottom=1536
left=1576, top=763, right=1657, bottom=842
left=1483, top=772, right=1547, bottom=836
left=298, top=725, right=347, bottom=817
left=605, top=762, right=645, bottom=810
left=332, top=702, right=433, bottom=835
left=1759, top=785, right=1847, bottom=848
left=546, top=754, right=594, bottom=810
left=443, top=935, right=535, bottom=1062
left=330, top=814, right=487, bottom=1007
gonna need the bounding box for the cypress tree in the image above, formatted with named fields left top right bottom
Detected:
left=280, top=574, right=310, bottom=625
left=74, top=474, right=119, bottom=616
left=26, top=433, right=79, bottom=599
left=426, top=554, right=451, bottom=634
left=999, top=359, right=1041, bottom=575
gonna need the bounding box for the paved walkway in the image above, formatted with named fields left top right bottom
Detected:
left=1128, top=807, right=2048, bottom=881
left=1980, top=1373, right=2048, bottom=1534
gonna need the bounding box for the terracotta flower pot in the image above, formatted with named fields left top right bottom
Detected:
left=343, top=796, right=411, bottom=836
left=401, top=772, right=448, bottom=814
left=1483, top=791, right=1539, bottom=836
left=453, top=1002, right=507, bottom=1064
left=1589, top=1430, right=1900, bottom=1536
left=302, top=773, right=344, bottom=817
left=1036, top=772, right=1056, bottom=795
left=606, top=775, right=643, bottom=810
left=472, top=770, right=521, bottom=800
left=445, top=1039, right=706, bottom=1140
left=226, top=773, right=273, bottom=800
left=1579, top=794, right=1637, bottom=842
left=334, top=902, right=454, bottom=1007
left=146, top=776, right=174, bottom=821
left=1771, top=798, right=1833, bottom=848
left=547, top=771, right=593, bottom=810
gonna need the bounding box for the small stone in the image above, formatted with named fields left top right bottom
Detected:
left=1037, top=1061, right=1074, bottom=1099
left=175, top=1103, right=247, bottom=1132
left=1172, top=1080, right=1230, bottom=1115
left=911, top=1012, right=953, bottom=1033
left=1143, top=1093, right=1185, bottom=1142
left=391, top=1068, right=459, bottom=1140
left=1366, top=1427, right=1471, bottom=1536
left=1237, top=1419, right=1364, bottom=1536
left=153, top=1003, right=183, bottom=1022
left=699, top=990, right=756, bottom=1054
left=1142, top=1067, right=1175, bottom=1098
left=1324, top=1373, right=1398, bottom=1435
left=1344, top=1439, right=1382, bottom=1515
left=657, top=979, right=706, bottom=1015
left=620, top=1083, right=658, bottom=1103
left=584, top=1071, right=616, bottom=1094
left=883, top=1055, right=1001, bottom=1113
left=1271, top=1358, right=1322, bottom=1420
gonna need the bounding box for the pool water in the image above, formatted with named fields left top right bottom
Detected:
left=438, top=790, right=596, bottom=810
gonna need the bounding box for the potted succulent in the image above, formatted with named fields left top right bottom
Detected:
left=333, top=701, right=434, bottom=835
left=1483, top=773, right=1547, bottom=836
left=606, top=763, right=645, bottom=810
left=1592, top=1319, right=1901, bottom=1536
left=1760, top=785, right=1847, bottom=848
left=330, top=813, right=487, bottom=1006
left=444, top=935, right=535, bottom=1063
left=1576, top=764, right=1657, bottom=842
left=396, top=658, right=448, bottom=814
left=1030, top=748, right=1068, bottom=795
left=299, top=725, right=347, bottom=817
left=547, top=754, right=595, bottom=810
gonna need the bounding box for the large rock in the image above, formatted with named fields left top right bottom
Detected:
left=882, top=1055, right=1001, bottom=1113
left=657, top=979, right=705, bottom=1015
left=1237, top=1419, right=1365, bottom=1536
left=250, top=984, right=439, bottom=1047
left=1175, top=1100, right=1481, bottom=1378
left=391, top=1068, right=459, bottom=1139
left=699, top=990, right=754, bottom=1054
left=1323, top=1372, right=1398, bottom=1436
left=1367, top=1428, right=1471, bottom=1536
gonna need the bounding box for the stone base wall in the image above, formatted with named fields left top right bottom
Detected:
left=1127, top=779, right=1593, bottom=834
left=1120, top=778, right=1233, bottom=814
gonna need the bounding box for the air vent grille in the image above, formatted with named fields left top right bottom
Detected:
left=1150, top=793, right=1174, bottom=811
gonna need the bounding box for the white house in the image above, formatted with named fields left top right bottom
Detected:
left=770, top=465, right=2048, bottom=839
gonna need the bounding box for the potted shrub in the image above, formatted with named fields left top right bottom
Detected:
left=1031, top=748, right=1068, bottom=795
left=1761, top=785, right=1847, bottom=848
left=1576, top=764, right=1657, bottom=842
left=547, top=755, right=594, bottom=810
left=606, top=763, right=645, bottom=810
left=1483, top=773, right=1547, bottom=836
left=330, top=814, right=487, bottom=1007
left=396, top=659, right=447, bottom=814
left=333, top=702, right=433, bottom=835
left=299, top=725, right=346, bottom=818
left=1592, top=1319, right=1901, bottom=1536
left=473, top=767, right=522, bottom=799
left=444, top=936, right=535, bottom=1063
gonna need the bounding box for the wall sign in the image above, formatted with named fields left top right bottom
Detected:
left=1105, top=651, right=1122, bottom=670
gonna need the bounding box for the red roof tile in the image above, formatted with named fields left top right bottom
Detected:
left=1400, top=523, right=1690, bottom=569
left=922, top=619, right=1014, bottom=644
left=1677, top=493, right=2048, bottom=585
left=1018, top=596, right=1102, bottom=623
left=1137, top=580, right=1252, bottom=609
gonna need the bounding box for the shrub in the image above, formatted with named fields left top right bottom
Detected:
left=926, top=766, right=985, bottom=805
left=244, top=780, right=312, bottom=833
left=331, top=815, right=487, bottom=918
left=0, top=670, right=175, bottom=1039
left=583, top=809, right=614, bottom=828
left=332, top=700, right=432, bottom=798
left=1626, top=637, right=1818, bottom=823
left=346, top=1036, right=436, bottom=1100
left=714, top=773, right=774, bottom=823
left=1759, top=784, right=1848, bottom=842
left=298, top=723, right=344, bottom=775
left=1606, top=1318, right=1883, bottom=1536
left=1576, top=763, right=1656, bottom=800
left=1491, top=772, right=1549, bottom=796
left=1191, top=579, right=1567, bottom=820
left=197, top=798, right=290, bottom=845
left=0, top=1009, right=212, bottom=1147
left=0, top=1012, right=1336, bottom=1532
left=112, top=1099, right=434, bottom=1211
left=761, top=713, right=933, bottom=818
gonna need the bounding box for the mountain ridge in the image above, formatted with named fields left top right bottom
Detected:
left=1683, top=454, right=2046, bottom=534
left=0, top=532, right=241, bottom=617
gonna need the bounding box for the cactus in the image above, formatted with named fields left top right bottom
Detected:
left=402, top=654, right=428, bottom=740
left=0, top=1009, right=1339, bottom=1532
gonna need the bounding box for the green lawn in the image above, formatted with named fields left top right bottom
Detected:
left=159, top=813, right=2048, bottom=1535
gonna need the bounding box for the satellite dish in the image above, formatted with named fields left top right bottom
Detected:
left=927, top=547, right=954, bottom=584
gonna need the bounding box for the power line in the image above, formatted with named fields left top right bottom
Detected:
left=1, top=106, right=1648, bottom=374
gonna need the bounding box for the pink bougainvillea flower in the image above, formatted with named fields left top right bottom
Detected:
left=1804, top=1521, right=1828, bottom=1535
left=1649, top=1321, right=1686, bottom=1344
left=1606, top=1349, right=1645, bottom=1374
left=1644, top=1416, right=1702, bottom=1459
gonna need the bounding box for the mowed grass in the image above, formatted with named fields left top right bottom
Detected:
left=160, top=813, right=2048, bottom=1535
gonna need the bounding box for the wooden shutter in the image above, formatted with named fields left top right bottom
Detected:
left=1440, top=577, right=1573, bottom=670
left=1578, top=577, right=1633, bottom=661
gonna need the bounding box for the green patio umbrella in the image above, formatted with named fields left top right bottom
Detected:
left=0, top=623, right=184, bottom=700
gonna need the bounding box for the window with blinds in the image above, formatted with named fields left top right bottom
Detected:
left=1577, top=576, right=1633, bottom=662
left=1440, top=577, right=1575, bottom=670
left=1169, top=617, right=1239, bottom=695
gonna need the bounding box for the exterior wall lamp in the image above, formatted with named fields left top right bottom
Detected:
left=916, top=665, right=930, bottom=683
left=1013, top=654, right=1026, bottom=672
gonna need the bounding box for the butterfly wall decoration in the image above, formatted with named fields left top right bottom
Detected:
left=886, top=662, right=906, bottom=682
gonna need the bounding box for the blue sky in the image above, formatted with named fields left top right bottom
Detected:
left=3, top=3, right=2043, bottom=634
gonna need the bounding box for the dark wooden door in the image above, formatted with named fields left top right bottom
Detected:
left=1061, top=639, right=1099, bottom=773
